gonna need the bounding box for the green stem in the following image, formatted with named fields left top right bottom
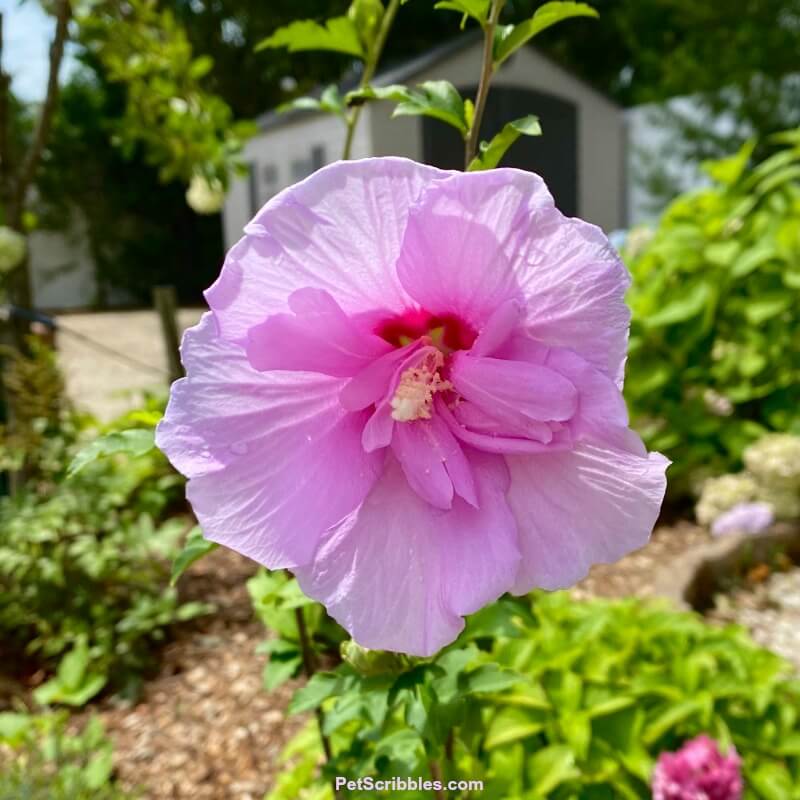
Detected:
left=293, top=606, right=339, bottom=799
left=464, top=0, right=505, bottom=168
left=342, top=0, right=402, bottom=160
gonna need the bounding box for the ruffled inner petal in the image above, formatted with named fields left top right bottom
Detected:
left=246, top=288, right=391, bottom=377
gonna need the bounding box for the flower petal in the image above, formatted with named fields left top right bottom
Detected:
left=156, top=314, right=385, bottom=569
left=449, top=352, right=578, bottom=430
left=507, top=438, right=669, bottom=592
left=391, top=414, right=478, bottom=509
left=396, top=168, right=630, bottom=384
left=294, top=451, right=519, bottom=655
left=206, top=158, right=446, bottom=343
left=246, top=288, right=391, bottom=377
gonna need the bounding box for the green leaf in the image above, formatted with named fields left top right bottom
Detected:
left=189, top=55, right=214, bottom=79
left=527, top=744, right=578, bottom=796
left=349, top=81, right=469, bottom=135
left=0, top=712, right=33, bottom=746
left=170, top=527, right=219, bottom=586
left=643, top=280, right=712, bottom=327
left=278, top=85, right=346, bottom=118
left=743, top=294, right=791, bottom=325
left=463, top=664, right=521, bottom=694
left=493, top=2, right=598, bottom=67
left=288, top=672, right=339, bottom=714
left=434, top=0, right=490, bottom=28
left=374, top=729, right=423, bottom=763
left=485, top=707, right=545, bottom=749
left=263, top=655, right=302, bottom=690
left=255, top=17, right=365, bottom=58
left=68, top=428, right=155, bottom=477
left=703, top=138, right=755, bottom=185
left=642, top=699, right=706, bottom=745
left=85, top=747, right=115, bottom=790
left=468, top=115, right=542, bottom=171
left=749, top=761, right=795, bottom=800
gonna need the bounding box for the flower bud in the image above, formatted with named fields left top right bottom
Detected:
left=186, top=175, right=225, bottom=215
left=340, top=640, right=408, bottom=677
left=0, top=226, right=27, bottom=273
left=348, top=0, right=384, bottom=48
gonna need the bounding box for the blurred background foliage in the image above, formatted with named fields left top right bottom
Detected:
left=10, top=0, right=799, bottom=303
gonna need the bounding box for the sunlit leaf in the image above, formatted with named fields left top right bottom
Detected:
left=434, top=0, right=491, bottom=28
left=349, top=81, right=468, bottom=135
left=67, top=428, right=155, bottom=477
left=493, top=2, right=598, bottom=67
left=278, top=84, right=346, bottom=118
left=255, top=17, right=365, bottom=58
left=468, top=114, right=541, bottom=170
left=170, top=526, right=219, bottom=586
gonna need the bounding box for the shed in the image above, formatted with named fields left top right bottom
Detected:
left=223, top=33, right=626, bottom=249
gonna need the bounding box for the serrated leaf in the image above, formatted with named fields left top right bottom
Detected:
left=468, top=115, right=541, bottom=171
left=278, top=84, right=346, bottom=118
left=349, top=81, right=468, bottom=135
left=170, top=527, right=219, bottom=586
left=288, top=672, right=339, bottom=714
left=256, top=17, right=365, bottom=58
left=68, top=428, right=155, bottom=477
left=493, top=2, right=598, bottom=67
left=263, top=655, right=302, bottom=690
left=434, top=0, right=490, bottom=28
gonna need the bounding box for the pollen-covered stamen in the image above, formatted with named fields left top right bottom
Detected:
left=390, top=349, right=452, bottom=422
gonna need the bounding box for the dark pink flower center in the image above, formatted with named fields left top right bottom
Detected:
left=376, top=309, right=477, bottom=353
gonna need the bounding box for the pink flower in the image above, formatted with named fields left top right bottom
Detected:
left=711, top=502, right=774, bottom=537
left=652, top=735, right=743, bottom=800
left=156, top=158, right=668, bottom=655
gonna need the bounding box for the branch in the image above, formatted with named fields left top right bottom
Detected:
left=464, top=0, right=505, bottom=168
left=12, top=0, right=71, bottom=223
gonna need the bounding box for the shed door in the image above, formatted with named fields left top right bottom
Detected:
left=422, top=86, right=578, bottom=216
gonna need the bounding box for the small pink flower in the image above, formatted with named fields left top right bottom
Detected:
left=653, top=735, right=743, bottom=800
left=156, top=158, right=668, bottom=655
left=711, top=502, right=774, bottom=537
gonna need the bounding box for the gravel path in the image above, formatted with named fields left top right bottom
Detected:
left=55, top=309, right=203, bottom=421
left=708, top=566, right=800, bottom=671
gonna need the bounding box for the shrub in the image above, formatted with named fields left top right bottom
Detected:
left=272, top=592, right=800, bottom=799
left=624, top=132, right=800, bottom=497
left=0, top=403, right=209, bottom=702
left=0, top=710, right=133, bottom=799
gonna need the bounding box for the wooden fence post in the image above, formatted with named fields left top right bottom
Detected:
left=153, top=285, right=184, bottom=384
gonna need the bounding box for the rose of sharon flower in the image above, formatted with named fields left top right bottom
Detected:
left=157, top=158, right=668, bottom=655
left=652, top=735, right=743, bottom=800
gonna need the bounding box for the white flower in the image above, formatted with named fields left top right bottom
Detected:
left=696, top=473, right=758, bottom=526
left=756, top=486, right=800, bottom=521
left=703, top=388, right=734, bottom=417
left=0, top=226, right=27, bottom=273
left=186, top=175, right=225, bottom=215
left=744, top=434, right=800, bottom=491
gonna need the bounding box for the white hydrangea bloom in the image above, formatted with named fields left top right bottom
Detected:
left=0, top=226, right=27, bottom=273
left=696, top=473, right=759, bottom=526
left=744, top=434, right=800, bottom=490
left=186, top=175, right=225, bottom=215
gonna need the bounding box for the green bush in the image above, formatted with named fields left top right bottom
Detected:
left=273, top=592, right=800, bottom=799
left=0, top=403, right=210, bottom=703
left=624, top=131, right=800, bottom=496
left=0, top=710, right=133, bottom=799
